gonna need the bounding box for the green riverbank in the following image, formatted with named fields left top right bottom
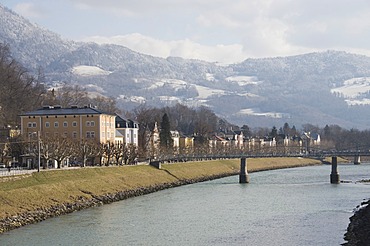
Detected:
left=0, top=157, right=322, bottom=233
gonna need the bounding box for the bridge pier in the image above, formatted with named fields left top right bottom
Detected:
left=354, top=155, right=361, bottom=165
left=149, top=160, right=161, bottom=169
left=330, top=156, right=340, bottom=184
left=239, top=157, right=250, bottom=183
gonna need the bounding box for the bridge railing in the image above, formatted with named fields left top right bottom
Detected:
left=153, top=149, right=370, bottom=163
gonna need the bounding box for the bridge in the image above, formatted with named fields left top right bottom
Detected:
left=150, top=149, right=369, bottom=184
left=154, top=149, right=369, bottom=164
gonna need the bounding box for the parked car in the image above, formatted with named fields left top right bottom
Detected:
left=11, top=162, right=20, bottom=168
left=0, top=163, right=5, bottom=168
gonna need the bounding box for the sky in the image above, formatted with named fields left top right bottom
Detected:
left=2, top=0, right=370, bottom=64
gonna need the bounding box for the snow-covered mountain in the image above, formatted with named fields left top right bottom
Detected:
left=2, top=4, right=370, bottom=129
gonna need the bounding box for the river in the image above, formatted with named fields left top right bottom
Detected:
left=1, top=164, right=370, bottom=246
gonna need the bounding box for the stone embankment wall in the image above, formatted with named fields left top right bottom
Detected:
left=343, top=199, right=370, bottom=245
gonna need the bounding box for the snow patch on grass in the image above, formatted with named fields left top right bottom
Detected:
left=237, top=108, right=289, bottom=119
left=331, top=77, right=370, bottom=105
left=72, top=65, right=111, bottom=76
left=226, top=76, right=260, bottom=86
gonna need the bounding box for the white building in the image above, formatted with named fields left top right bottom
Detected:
left=115, top=115, right=139, bottom=146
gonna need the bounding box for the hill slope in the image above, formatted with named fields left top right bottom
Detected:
left=2, top=4, right=370, bottom=129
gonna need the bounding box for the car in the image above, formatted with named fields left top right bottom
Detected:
left=11, top=162, right=20, bottom=168
left=0, top=163, right=5, bottom=168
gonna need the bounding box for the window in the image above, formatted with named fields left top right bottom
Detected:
left=45, top=122, right=50, bottom=128
left=27, top=122, right=36, bottom=128
left=72, top=121, right=77, bottom=127
left=72, top=132, right=77, bottom=138
left=86, top=131, right=95, bottom=138
left=86, top=121, right=95, bottom=127
left=54, top=122, right=59, bottom=128
left=63, top=121, right=68, bottom=127
left=63, top=132, right=68, bottom=137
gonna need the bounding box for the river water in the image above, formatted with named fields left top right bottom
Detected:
left=1, top=163, right=370, bottom=246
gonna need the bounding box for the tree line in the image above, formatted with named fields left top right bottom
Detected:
left=0, top=43, right=120, bottom=128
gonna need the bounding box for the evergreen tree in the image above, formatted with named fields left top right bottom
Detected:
left=283, top=122, right=290, bottom=135
left=270, top=126, right=278, bottom=139
left=241, top=124, right=251, bottom=137
left=323, top=124, right=330, bottom=137
left=291, top=125, right=297, bottom=135
left=159, top=113, right=173, bottom=149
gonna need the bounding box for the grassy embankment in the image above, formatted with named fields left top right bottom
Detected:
left=0, top=157, right=322, bottom=220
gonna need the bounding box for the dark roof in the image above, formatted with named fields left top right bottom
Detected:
left=115, top=114, right=139, bottom=128
left=19, top=105, right=114, bottom=116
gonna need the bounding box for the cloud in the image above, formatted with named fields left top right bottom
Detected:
left=14, top=3, right=43, bottom=19
left=13, top=0, right=370, bottom=61
left=81, top=33, right=246, bottom=64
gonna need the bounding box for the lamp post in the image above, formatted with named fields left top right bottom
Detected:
left=37, top=131, right=40, bottom=172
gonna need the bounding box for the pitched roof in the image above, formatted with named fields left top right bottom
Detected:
left=115, top=114, right=139, bottom=128
left=115, top=130, right=124, bottom=137
left=19, top=105, right=114, bottom=116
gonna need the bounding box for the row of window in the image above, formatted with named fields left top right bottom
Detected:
left=101, top=132, right=113, bottom=138
left=102, top=121, right=114, bottom=127
left=27, top=121, right=96, bottom=128
left=28, top=131, right=96, bottom=138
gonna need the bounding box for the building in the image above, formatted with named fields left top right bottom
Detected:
left=149, top=122, right=160, bottom=159
left=179, top=134, right=194, bottom=150
left=223, top=130, right=244, bottom=149
left=19, top=105, right=116, bottom=143
left=171, top=130, right=180, bottom=148
left=115, top=115, right=139, bottom=146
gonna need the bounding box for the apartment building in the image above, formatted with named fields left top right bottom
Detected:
left=19, top=105, right=116, bottom=143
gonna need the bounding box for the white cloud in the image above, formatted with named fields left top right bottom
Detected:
left=81, top=33, right=246, bottom=64
left=14, top=3, right=43, bottom=19
left=8, top=0, right=370, bottom=61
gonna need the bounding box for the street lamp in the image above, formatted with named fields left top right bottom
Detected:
left=38, top=131, right=40, bottom=172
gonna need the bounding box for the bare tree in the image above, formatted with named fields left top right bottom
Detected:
left=0, top=43, right=45, bottom=127
left=46, top=137, right=75, bottom=168
left=39, top=136, right=54, bottom=169
left=46, top=84, right=90, bottom=107
left=133, top=105, right=161, bottom=159
left=111, top=142, right=124, bottom=165
left=90, top=96, right=121, bottom=115
left=103, top=142, right=114, bottom=166
left=126, top=144, right=138, bottom=165
left=76, top=139, right=98, bottom=167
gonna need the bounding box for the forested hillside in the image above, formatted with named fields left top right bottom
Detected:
left=2, top=4, right=370, bottom=129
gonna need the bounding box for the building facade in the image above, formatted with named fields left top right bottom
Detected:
left=19, top=105, right=116, bottom=143
left=115, top=115, right=139, bottom=146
